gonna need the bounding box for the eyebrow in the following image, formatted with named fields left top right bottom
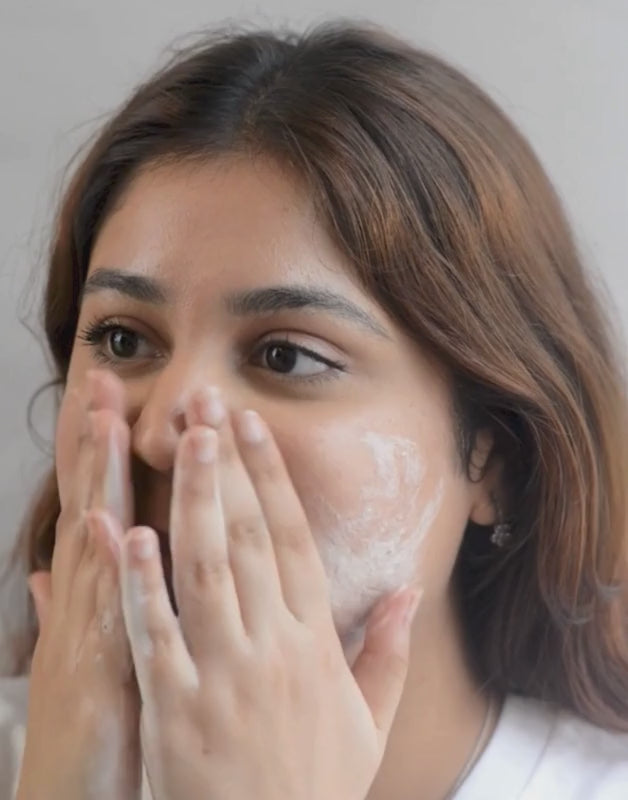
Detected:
left=81, top=267, right=390, bottom=339
left=224, top=285, right=390, bottom=338
left=81, top=268, right=168, bottom=305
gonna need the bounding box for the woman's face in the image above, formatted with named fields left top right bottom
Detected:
left=56, top=158, right=494, bottom=647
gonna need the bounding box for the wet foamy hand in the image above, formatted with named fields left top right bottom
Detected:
left=119, top=386, right=422, bottom=800
left=17, top=371, right=141, bottom=800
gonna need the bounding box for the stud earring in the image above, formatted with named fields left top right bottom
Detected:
left=489, top=494, right=513, bottom=548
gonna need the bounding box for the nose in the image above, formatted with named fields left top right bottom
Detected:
left=128, top=362, right=225, bottom=473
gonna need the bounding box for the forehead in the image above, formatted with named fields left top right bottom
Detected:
left=88, top=157, right=364, bottom=303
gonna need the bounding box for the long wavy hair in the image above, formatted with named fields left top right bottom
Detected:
left=5, top=21, right=628, bottom=730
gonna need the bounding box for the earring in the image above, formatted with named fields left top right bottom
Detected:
left=490, top=494, right=513, bottom=548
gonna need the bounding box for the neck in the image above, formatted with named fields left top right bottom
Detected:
left=365, top=587, right=501, bottom=800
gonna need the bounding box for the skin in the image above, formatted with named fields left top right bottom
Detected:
left=19, top=386, right=142, bottom=799
left=25, top=157, right=503, bottom=799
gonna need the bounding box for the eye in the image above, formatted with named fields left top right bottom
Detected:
left=77, top=319, right=158, bottom=364
left=250, top=338, right=346, bottom=383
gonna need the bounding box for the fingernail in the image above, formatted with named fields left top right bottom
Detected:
left=192, top=428, right=217, bottom=463
left=371, top=589, right=406, bottom=631
left=403, top=587, right=424, bottom=628
left=130, top=528, right=156, bottom=561
left=371, top=605, right=393, bottom=632
left=199, top=386, right=226, bottom=428
left=239, top=410, right=265, bottom=444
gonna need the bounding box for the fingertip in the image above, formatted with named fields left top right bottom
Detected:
left=366, top=585, right=423, bottom=649
left=125, top=526, right=159, bottom=565
left=402, top=587, right=424, bottom=630
left=87, top=368, right=127, bottom=415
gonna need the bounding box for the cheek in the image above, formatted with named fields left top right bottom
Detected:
left=278, top=418, right=459, bottom=632
left=288, top=421, right=439, bottom=531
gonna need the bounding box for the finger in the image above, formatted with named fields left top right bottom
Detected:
left=87, top=367, right=127, bottom=418
left=232, top=408, right=331, bottom=628
left=352, top=587, right=422, bottom=741
left=186, top=388, right=284, bottom=637
left=54, top=507, right=104, bottom=645
left=87, top=507, right=123, bottom=568
left=58, top=369, right=122, bottom=521
left=28, top=571, right=52, bottom=628
left=170, top=425, right=244, bottom=660
left=50, top=369, right=125, bottom=604
left=50, top=388, right=95, bottom=605
left=120, top=526, right=197, bottom=706
left=70, top=409, right=126, bottom=612
left=89, top=410, right=134, bottom=529
left=87, top=510, right=134, bottom=682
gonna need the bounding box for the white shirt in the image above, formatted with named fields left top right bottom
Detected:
left=1, top=677, right=626, bottom=799
left=454, top=693, right=628, bottom=799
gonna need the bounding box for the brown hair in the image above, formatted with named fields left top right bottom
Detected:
left=7, top=21, right=628, bottom=729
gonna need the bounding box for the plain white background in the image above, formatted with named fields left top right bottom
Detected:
left=1, top=0, right=626, bottom=646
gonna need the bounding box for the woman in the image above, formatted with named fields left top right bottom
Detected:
left=2, top=20, right=627, bottom=800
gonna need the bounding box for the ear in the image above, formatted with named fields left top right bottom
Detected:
left=27, top=571, right=52, bottom=628
left=467, top=429, right=504, bottom=527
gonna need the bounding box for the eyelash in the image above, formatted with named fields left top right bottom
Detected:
left=76, top=318, right=348, bottom=385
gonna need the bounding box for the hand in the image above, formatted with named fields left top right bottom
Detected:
left=118, top=386, right=422, bottom=800
left=17, top=371, right=141, bottom=800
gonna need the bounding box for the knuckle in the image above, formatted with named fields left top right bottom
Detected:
left=143, top=618, right=177, bottom=654
left=55, top=507, right=82, bottom=538
left=191, top=556, right=231, bottom=589
left=77, top=425, right=92, bottom=449
left=274, top=522, right=309, bottom=555
left=180, top=473, right=210, bottom=502
left=247, top=642, right=290, bottom=700
left=55, top=509, right=70, bottom=536
left=265, top=655, right=289, bottom=695
left=249, top=457, right=283, bottom=485
left=228, top=517, right=266, bottom=547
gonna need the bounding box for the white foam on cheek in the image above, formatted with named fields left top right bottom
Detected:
left=309, top=430, right=444, bottom=640
left=360, top=431, right=426, bottom=499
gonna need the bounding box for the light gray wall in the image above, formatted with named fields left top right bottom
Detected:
left=1, top=0, right=626, bottom=565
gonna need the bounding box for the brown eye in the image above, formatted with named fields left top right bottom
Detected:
left=77, top=320, right=158, bottom=365
left=249, top=337, right=345, bottom=384
left=265, top=344, right=298, bottom=373
left=107, top=328, right=140, bottom=359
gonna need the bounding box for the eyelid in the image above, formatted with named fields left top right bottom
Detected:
left=77, top=317, right=348, bottom=381
left=249, top=337, right=346, bottom=372
left=254, top=329, right=347, bottom=362
left=76, top=317, right=163, bottom=361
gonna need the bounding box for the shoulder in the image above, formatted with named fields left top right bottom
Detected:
left=455, top=693, right=628, bottom=799
left=0, top=675, right=29, bottom=799
left=526, top=696, right=628, bottom=798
